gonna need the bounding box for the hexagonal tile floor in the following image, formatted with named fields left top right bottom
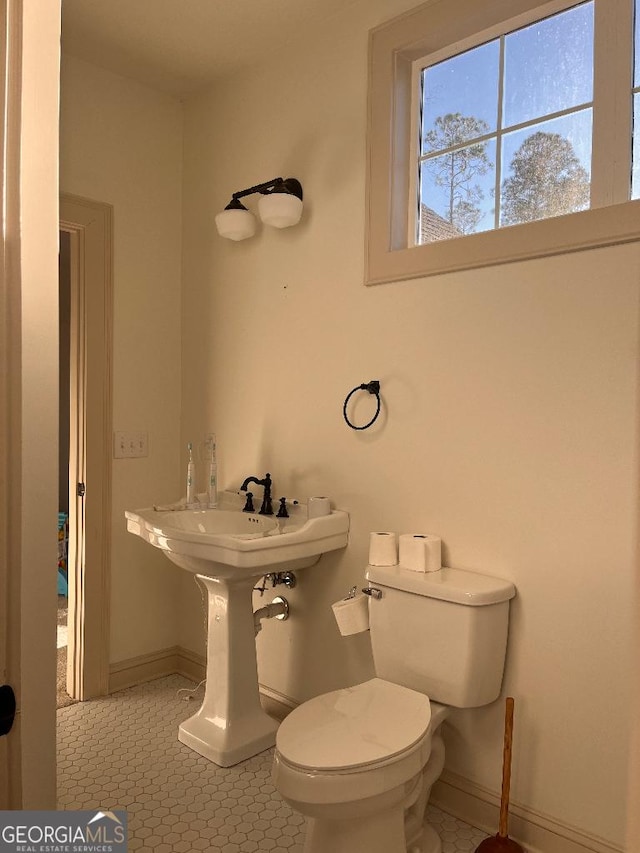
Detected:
left=57, top=675, right=489, bottom=852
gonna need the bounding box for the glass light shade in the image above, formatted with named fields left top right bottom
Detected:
left=258, top=193, right=303, bottom=228
left=215, top=208, right=257, bottom=241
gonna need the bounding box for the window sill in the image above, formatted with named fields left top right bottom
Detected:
left=365, top=199, right=640, bottom=285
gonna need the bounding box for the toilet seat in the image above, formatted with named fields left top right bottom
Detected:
left=276, top=678, right=432, bottom=772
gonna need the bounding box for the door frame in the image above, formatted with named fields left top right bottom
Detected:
left=0, top=0, right=19, bottom=808
left=60, top=194, right=113, bottom=701
left=1, top=0, right=61, bottom=809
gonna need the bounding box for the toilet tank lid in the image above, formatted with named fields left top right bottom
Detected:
left=365, top=565, right=516, bottom=606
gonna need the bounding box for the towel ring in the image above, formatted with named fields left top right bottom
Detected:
left=343, top=380, right=381, bottom=430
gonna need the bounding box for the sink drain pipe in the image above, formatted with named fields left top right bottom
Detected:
left=254, top=596, right=289, bottom=636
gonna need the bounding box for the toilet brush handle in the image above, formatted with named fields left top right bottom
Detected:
left=498, top=697, right=515, bottom=839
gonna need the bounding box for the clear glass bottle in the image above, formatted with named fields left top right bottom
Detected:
left=186, top=442, right=196, bottom=507
left=206, top=434, right=218, bottom=508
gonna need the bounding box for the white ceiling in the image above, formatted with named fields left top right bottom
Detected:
left=61, top=0, right=359, bottom=97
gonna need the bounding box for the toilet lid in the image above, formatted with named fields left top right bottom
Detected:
left=276, top=678, right=431, bottom=771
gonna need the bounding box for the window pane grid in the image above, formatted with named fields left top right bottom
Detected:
left=418, top=99, right=595, bottom=166
left=494, top=34, right=506, bottom=230
left=414, top=70, right=426, bottom=244
left=417, top=0, right=596, bottom=242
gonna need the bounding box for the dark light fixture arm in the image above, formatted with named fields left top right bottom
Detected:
left=225, top=177, right=303, bottom=210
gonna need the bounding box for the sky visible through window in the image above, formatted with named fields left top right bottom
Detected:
left=418, top=2, right=603, bottom=241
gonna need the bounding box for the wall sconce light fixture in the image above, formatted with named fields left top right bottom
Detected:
left=215, top=177, right=303, bottom=241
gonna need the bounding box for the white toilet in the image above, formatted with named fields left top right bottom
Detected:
left=272, top=563, right=516, bottom=853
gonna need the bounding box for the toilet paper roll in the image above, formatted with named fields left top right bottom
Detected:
left=399, top=533, right=442, bottom=572
left=331, top=592, right=370, bottom=635
left=308, top=496, right=331, bottom=518
left=368, top=532, right=398, bottom=566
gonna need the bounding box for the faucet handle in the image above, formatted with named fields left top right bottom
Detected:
left=276, top=497, right=289, bottom=518
left=259, top=493, right=274, bottom=516
left=242, top=492, right=255, bottom=513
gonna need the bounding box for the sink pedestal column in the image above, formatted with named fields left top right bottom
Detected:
left=178, top=573, right=279, bottom=767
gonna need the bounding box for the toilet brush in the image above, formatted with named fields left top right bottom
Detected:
left=474, top=697, right=525, bottom=853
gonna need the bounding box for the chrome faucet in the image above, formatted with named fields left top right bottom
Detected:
left=240, top=473, right=273, bottom=515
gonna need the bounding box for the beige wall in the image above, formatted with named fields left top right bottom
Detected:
left=59, top=56, right=183, bottom=662
left=179, top=0, right=638, bottom=846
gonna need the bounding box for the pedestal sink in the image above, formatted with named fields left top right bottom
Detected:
left=125, top=491, right=349, bottom=766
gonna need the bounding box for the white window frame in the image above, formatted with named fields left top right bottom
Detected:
left=365, top=0, right=639, bottom=285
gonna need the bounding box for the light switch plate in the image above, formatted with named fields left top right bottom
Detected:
left=114, top=430, right=148, bottom=458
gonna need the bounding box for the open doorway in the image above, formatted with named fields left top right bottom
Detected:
left=59, top=194, right=113, bottom=703
left=57, top=231, right=74, bottom=708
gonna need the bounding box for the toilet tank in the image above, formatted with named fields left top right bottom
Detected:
left=365, top=564, right=516, bottom=708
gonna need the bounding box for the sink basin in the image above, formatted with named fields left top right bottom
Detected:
left=125, top=491, right=349, bottom=767
left=125, top=492, right=349, bottom=577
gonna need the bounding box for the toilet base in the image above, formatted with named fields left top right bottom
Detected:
left=301, top=808, right=442, bottom=853
left=303, top=801, right=407, bottom=853
left=411, top=823, right=442, bottom=853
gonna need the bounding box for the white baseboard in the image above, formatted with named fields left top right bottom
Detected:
left=109, top=653, right=620, bottom=853
left=109, top=646, right=207, bottom=694
left=257, top=683, right=297, bottom=722
left=174, top=645, right=206, bottom=684
left=108, top=646, right=294, bottom=722
left=108, top=646, right=182, bottom=693
left=432, top=771, right=622, bottom=853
